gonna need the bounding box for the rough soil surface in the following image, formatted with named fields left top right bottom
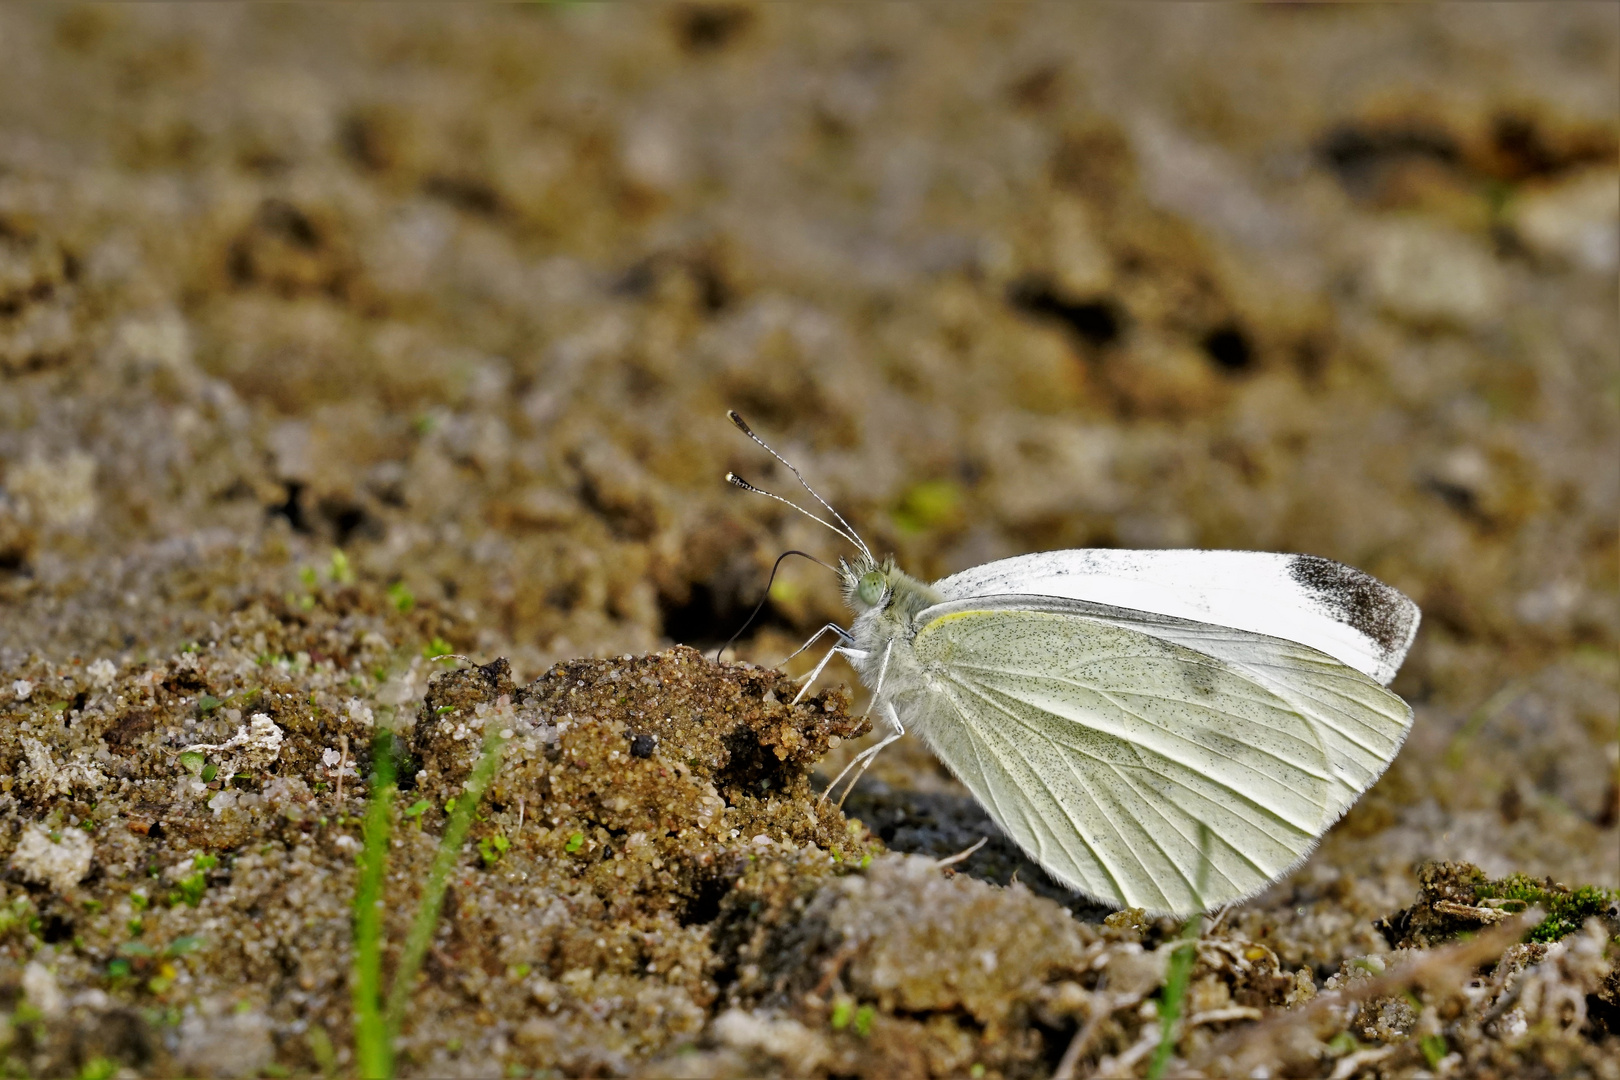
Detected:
left=0, top=4, right=1616, bottom=1078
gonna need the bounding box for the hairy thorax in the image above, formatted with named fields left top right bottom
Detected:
left=846, top=565, right=944, bottom=724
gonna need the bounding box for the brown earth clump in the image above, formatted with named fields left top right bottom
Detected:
left=1, top=588, right=1614, bottom=1077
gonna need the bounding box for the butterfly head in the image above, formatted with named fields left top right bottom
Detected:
left=840, top=554, right=893, bottom=613
left=840, top=555, right=942, bottom=623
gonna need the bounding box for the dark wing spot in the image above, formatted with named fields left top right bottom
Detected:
left=1287, top=555, right=1414, bottom=656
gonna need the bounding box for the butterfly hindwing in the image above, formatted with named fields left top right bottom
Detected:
left=906, top=602, right=1412, bottom=914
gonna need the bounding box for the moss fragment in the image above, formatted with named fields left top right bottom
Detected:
left=1377, top=860, right=1620, bottom=948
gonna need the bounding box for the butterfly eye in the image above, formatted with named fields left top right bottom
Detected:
left=857, top=571, right=886, bottom=607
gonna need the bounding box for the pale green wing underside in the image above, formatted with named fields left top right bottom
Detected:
left=908, top=604, right=1412, bottom=914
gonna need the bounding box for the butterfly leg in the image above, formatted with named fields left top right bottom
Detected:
left=828, top=700, right=905, bottom=809
left=787, top=627, right=856, bottom=706
left=858, top=639, right=895, bottom=721
left=781, top=623, right=854, bottom=666
left=820, top=638, right=895, bottom=800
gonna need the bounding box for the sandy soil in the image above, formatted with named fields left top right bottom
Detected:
left=0, top=4, right=1615, bottom=1077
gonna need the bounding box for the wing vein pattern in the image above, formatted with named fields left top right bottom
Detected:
left=907, top=602, right=1412, bottom=914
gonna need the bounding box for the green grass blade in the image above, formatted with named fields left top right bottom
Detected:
left=1147, top=917, right=1200, bottom=1080
left=1148, top=823, right=1211, bottom=1080
left=384, top=725, right=506, bottom=1038
left=353, top=734, right=397, bottom=1080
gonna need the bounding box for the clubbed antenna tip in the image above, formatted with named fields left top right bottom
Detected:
left=727, top=410, right=756, bottom=438
left=721, top=409, right=873, bottom=561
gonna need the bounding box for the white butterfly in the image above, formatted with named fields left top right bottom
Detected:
left=725, top=413, right=1419, bottom=916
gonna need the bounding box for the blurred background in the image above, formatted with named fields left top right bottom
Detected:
left=0, top=4, right=1614, bottom=895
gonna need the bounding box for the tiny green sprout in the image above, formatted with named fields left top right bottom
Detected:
left=444, top=797, right=458, bottom=815
left=0, top=895, right=30, bottom=933
left=511, top=963, right=531, bottom=980
left=299, top=594, right=316, bottom=611
left=50, top=700, right=70, bottom=713
left=129, top=891, right=149, bottom=911
left=299, top=565, right=319, bottom=589
left=387, top=581, right=416, bottom=612
left=76, top=1056, right=117, bottom=1080
left=117, top=941, right=156, bottom=957
left=106, top=959, right=131, bottom=979
left=853, top=1004, right=876, bottom=1038
left=404, top=799, right=431, bottom=820
left=830, top=998, right=853, bottom=1030
left=478, top=834, right=511, bottom=867
left=306, top=1026, right=337, bottom=1074
left=179, top=751, right=206, bottom=776
left=127, top=917, right=143, bottom=937
left=1327, top=1031, right=1360, bottom=1056
left=175, top=871, right=208, bottom=908
left=201, top=763, right=219, bottom=783
left=165, top=935, right=205, bottom=958
left=425, top=637, right=455, bottom=660
left=197, top=694, right=223, bottom=715
left=970, top=1065, right=986, bottom=1079
left=436, top=704, right=455, bottom=715
left=412, top=413, right=435, bottom=436
left=193, top=853, right=219, bottom=871
left=1420, top=1033, right=1448, bottom=1069
left=330, top=549, right=356, bottom=585
left=181, top=641, right=200, bottom=654
left=81, top=899, right=101, bottom=914
left=564, top=831, right=585, bottom=854
left=446, top=1037, right=463, bottom=1053
left=859, top=853, right=872, bottom=869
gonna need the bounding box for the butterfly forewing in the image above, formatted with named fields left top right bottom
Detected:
left=908, top=604, right=1412, bottom=914
left=932, top=549, right=1420, bottom=686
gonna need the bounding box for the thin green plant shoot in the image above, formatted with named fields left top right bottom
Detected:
left=351, top=724, right=507, bottom=1079
left=1147, top=823, right=1213, bottom=1080
left=352, top=735, right=395, bottom=1079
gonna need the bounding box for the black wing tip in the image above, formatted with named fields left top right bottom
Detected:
left=1287, top=554, right=1419, bottom=661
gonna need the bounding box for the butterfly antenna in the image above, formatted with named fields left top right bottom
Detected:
left=713, top=549, right=834, bottom=662
left=725, top=473, right=868, bottom=555
left=727, top=411, right=872, bottom=561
